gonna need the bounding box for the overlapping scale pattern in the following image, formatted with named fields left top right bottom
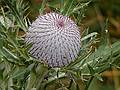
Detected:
left=25, top=12, right=81, bottom=67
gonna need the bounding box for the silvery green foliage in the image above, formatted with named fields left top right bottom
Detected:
left=25, top=12, right=81, bottom=67
left=0, top=16, right=14, bottom=28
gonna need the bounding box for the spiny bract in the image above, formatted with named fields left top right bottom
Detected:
left=25, top=12, right=81, bottom=67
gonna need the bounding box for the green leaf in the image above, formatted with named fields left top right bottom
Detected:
left=60, top=0, right=74, bottom=15
left=26, top=72, right=36, bottom=90
left=2, top=47, right=19, bottom=60
left=11, top=63, right=34, bottom=79
left=94, top=74, right=103, bottom=81
left=2, top=0, right=28, bottom=31
left=81, top=32, right=98, bottom=41
left=39, top=0, right=47, bottom=14
left=87, top=64, right=95, bottom=75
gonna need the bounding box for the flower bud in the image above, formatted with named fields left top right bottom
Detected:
left=25, top=12, right=81, bottom=67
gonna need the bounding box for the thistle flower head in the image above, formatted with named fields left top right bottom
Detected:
left=25, top=12, right=81, bottom=67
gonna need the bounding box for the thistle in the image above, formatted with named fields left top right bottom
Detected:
left=25, top=12, right=81, bottom=67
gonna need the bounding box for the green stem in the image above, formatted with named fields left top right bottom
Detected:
left=85, top=76, right=94, bottom=90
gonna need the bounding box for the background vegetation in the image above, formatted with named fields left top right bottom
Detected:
left=0, top=0, right=120, bottom=90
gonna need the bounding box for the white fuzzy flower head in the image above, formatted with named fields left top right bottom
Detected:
left=25, top=12, right=81, bottom=67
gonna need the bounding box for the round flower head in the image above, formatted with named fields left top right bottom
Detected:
left=25, top=12, right=81, bottom=67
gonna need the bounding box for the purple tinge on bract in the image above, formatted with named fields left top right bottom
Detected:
left=25, top=12, right=81, bottom=67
